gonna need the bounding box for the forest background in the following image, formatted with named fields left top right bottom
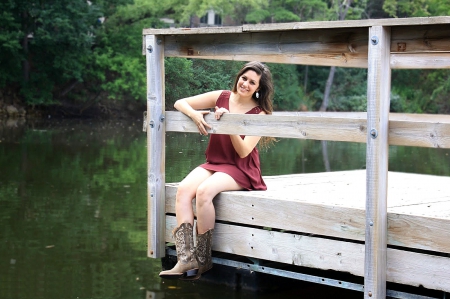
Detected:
left=1, top=0, right=450, bottom=119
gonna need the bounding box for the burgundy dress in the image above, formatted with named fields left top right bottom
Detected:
left=199, top=90, right=267, bottom=191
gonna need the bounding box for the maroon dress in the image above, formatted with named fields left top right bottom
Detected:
left=199, top=90, right=267, bottom=191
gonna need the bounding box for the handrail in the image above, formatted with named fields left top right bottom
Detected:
left=165, top=111, right=450, bottom=149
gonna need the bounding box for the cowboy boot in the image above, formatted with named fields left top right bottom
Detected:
left=196, top=229, right=214, bottom=275
left=183, top=228, right=214, bottom=280
left=159, top=223, right=199, bottom=279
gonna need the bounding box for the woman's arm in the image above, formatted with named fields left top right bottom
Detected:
left=230, top=135, right=262, bottom=158
left=214, top=107, right=265, bottom=158
left=174, top=90, right=223, bottom=135
left=229, top=111, right=266, bottom=158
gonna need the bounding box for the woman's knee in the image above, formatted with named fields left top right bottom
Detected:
left=195, top=184, right=214, bottom=208
left=176, top=183, right=195, bottom=205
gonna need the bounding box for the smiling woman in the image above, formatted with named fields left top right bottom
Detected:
left=159, top=61, right=274, bottom=280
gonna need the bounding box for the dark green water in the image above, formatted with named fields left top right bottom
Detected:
left=1, top=119, right=448, bottom=299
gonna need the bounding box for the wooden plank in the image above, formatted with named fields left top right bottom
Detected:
left=165, top=171, right=450, bottom=254
left=390, top=25, right=450, bottom=53
left=243, top=17, right=450, bottom=32
left=165, top=111, right=450, bottom=148
left=146, top=35, right=166, bottom=258
left=165, top=216, right=450, bottom=293
left=163, top=29, right=369, bottom=68
left=143, top=16, right=450, bottom=35
left=391, top=53, right=450, bottom=69
left=365, top=25, right=391, bottom=299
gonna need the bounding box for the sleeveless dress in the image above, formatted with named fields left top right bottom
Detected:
left=199, top=90, right=267, bottom=191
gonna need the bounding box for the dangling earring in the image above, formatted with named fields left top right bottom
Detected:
left=255, top=92, right=259, bottom=99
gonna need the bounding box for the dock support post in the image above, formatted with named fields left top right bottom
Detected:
left=365, top=26, right=391, bottom=298
left=146, top=34, right=166, bottom=258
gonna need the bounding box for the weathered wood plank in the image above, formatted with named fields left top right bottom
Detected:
left=163, top=29, right=368, bottom=68
left=144, top=22, right=450, bottom=70
left=165, top=216, right=450, bottom=293
left=143, top=16, right=450, bottom=35
left=165, top=171, right=450, bottom=254
left=391, top=53, right=450, bottom=69
left=165, top=111, right=450, bottom=148
left=390, top=25, right=450, bottom=53
left=365, top=25, right=391, bottom=299
left=146, top=35, right=166, bottom=258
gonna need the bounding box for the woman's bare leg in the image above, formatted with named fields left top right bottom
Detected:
left=175, top=167, right=213, bottom=226
left=195, top=172, right=243, bottom=234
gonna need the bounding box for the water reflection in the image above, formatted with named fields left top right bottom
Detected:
left=1, top=120, right=448, bottom=299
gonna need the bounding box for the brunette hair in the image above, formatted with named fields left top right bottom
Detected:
left=232, top=61, right=274, bottom=115
left=232, top=61, right=276, bottom=148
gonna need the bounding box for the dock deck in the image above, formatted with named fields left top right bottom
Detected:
left=165, top=170, right=450, bottom=293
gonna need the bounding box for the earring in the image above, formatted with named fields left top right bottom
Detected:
left=255, top=92, right=259, bottom=99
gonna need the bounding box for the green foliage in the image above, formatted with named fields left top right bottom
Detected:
left=1, top=0, right=450, bottom=115
left=165, top=58, right=195, bottom=109
left=382, top=0, right=430, bottom=17
left=268, top=63, right=303, bottom=110
left=428, top=0, right=450, bottom=15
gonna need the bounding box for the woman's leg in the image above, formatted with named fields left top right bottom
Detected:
left=175, top=167, right=213, bottom=226
left=195, top=172, right=243, bottom=234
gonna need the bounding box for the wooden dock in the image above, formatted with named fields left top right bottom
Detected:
left=143, top=17, right=450, bottom=298
left=164, top=170, right=450, bottom=293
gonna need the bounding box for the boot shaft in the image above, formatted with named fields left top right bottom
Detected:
left=195, top=229, right=214, bottom=272
left=173, top=223, right=196, bottom=265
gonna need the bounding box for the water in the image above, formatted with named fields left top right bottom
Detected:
left=1, top=119, right=449, bottom=299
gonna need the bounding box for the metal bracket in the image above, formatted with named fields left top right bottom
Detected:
left=370, top=129, right=378, bottom=139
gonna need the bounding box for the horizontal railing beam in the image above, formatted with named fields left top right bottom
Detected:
left=165, top=111, right=450, bottom=149
left=147, top=24, right=450, bottom=69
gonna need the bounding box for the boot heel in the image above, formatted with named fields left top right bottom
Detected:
left=185, top=268, right=199, bottom=277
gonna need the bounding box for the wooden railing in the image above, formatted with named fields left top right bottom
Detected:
left=144, top=17, right=450, bottom=298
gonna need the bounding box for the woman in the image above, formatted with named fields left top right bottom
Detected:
left=159, top=61, right=274, bottom=280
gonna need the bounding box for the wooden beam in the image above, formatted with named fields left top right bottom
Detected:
left=143, top=16, right=450, bottom=35
left=163, top=29, right=369, bottom=68
left=164, top=111, right=450, bottom=149
left=165, top=216, right=450, bottom=293
left=390, top=53, right=450, bottom=69
left=146, top=35, right=166, bottom=258
left=144, top=22, right=450, bottom=69
left=365, top=26, right=391, bottom=299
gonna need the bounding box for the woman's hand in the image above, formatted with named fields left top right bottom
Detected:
left=214, top=106, right=229, bottom=120
left=191, top=111, right=212, bottom=135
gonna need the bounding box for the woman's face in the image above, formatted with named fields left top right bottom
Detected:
left=236, top=70, right=261, bottom=98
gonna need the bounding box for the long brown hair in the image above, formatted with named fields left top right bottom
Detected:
left=232, top=61, right=276, bottom=148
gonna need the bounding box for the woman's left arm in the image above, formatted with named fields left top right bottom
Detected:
left=230, top=135, right=262, bottom=158
left=228, top=111, right=266, bottom=158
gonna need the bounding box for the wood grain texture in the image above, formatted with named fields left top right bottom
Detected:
left=146, top=35, right=166, bottom=258
left=364, top=25, right=391, bottom=299
left=165, top=170, right=450, bottom=254
left=165, top=216, right=450, bottom=292
left=165, top=111, right=450, bottom=148
left=143, top=17, right=450, bottom=35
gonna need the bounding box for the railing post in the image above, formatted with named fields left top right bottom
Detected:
left=146, top=34, right=166, bottom=258
left=365, top=25, right=391, bottom=298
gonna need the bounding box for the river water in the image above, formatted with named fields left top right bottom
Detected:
left=1, top=118, right=449, bottom=299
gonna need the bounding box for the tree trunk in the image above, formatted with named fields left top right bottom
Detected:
left=319, top=0, right=353, bottom=112
left=319, top=66, right=336, bottom=111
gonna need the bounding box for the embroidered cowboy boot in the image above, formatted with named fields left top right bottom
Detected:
left=159, top=223, right=199, bottom=279
left=183, top=228, right=214, bottom=280
left=196, top=229, right=214, bottom=275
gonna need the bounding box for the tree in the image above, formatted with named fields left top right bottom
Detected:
left=382, top=0, right=430, bottom=18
